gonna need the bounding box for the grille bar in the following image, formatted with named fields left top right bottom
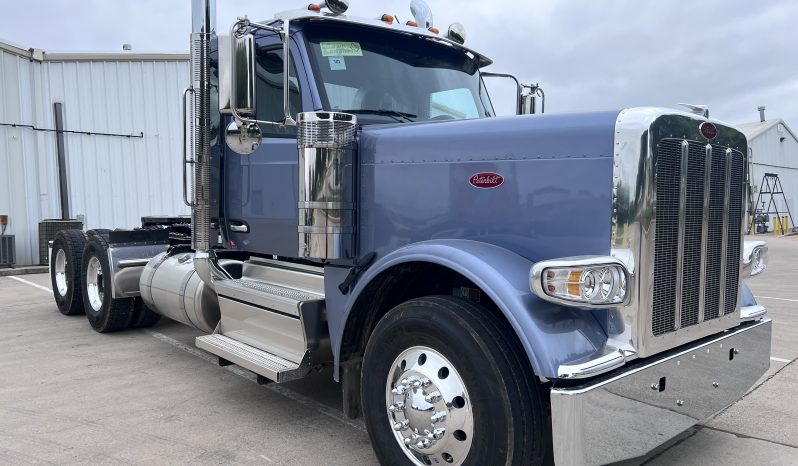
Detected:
left=674, top=140, right=689, bottom=330
left=652, top=139, right=743, bottom=337
left=698, top=143, right=712, bottom=324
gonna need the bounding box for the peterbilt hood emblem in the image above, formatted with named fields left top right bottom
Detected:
left=700, top=122, right=718, bottom=140
left=469, top=172, right=504, bottom=189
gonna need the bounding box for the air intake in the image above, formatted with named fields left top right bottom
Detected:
left=297, top=112, right=358, bottom=260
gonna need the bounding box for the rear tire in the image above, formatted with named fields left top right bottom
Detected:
left=50, top=230, right=88, bottom=316
left=129, top=298, right=161, bottom=328
left=81, top=235, right=134, bottom=332
left=361, top=296, right=549, bottom=466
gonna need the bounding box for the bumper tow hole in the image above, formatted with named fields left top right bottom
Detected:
left=729, top=348, right=735, bottom=361
left=658, top=376, right=666, bottom=392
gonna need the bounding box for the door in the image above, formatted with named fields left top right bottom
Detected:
left=224, top=39, right=312, bottom=257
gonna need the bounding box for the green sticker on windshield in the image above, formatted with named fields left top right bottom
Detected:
left=320, top=41, right=363, bottom=57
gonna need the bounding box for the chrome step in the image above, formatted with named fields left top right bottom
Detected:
left=196, top=334, right=311, bottom=383
left=215, top=278, right=323, bottom=317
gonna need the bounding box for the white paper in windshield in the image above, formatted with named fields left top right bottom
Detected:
left=320, top=42, right=363, bottom=57
left=328, top=56, right=346, bottom=70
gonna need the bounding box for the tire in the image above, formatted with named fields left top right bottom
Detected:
left=129, top=298, right=162, bottom=328
left=361, top=296, right=549, bottom=466
left=86, top=228, right=111, bottom=240
left=50, top=230, right=88, bottom=316
left=81, top=235, right=134, bottom=332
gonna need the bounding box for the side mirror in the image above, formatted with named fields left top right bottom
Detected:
left=220, top=31, right=259, bottom=154
left=219, top=33, right=256, bottom=116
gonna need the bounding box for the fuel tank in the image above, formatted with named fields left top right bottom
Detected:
left=139, top=252, right=241, bottom=333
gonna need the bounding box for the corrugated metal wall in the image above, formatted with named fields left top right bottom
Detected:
left=749, top=124, right=798, bottom=226
left=0, top=44, right=189, bottom=265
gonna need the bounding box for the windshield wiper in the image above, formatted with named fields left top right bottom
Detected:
left=338, top=109, right=417, bottom=123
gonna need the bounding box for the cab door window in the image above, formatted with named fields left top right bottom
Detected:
left=255, top=47, right=302, bottom=135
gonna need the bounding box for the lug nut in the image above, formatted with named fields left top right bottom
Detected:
left=393, top=420, right=410, bottom=431
left=392, top=386, right=408, bottom=395
left=432, top=428, right=446, bottom=439
left=425, top=391, right=442, bottom=403
left=416, top=438, right=431, bottom=449
left=389, top=402, right=405, bottom=412
left=430, top=411, right=447, bottom=424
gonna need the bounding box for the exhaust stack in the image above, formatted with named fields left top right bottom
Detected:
left=190, top=0, right=230, bottom=288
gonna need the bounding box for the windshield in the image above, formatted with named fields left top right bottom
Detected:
left=304, top=23, right=494, bottom=124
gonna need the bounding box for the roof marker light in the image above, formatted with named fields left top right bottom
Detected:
left=381, top=14, right=395, bottom=25
left=406, top=20, right=418, bottom=27
left=428, top=27, right=439, bottom=34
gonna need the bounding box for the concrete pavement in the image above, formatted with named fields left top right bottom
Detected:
left=0, top=234, right=796, bottom=465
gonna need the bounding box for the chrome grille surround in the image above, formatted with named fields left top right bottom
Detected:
left=611, top=108, right=748, bottom=358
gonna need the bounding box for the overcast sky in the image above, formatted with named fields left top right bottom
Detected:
left=1, top=0, right=795, bottom=126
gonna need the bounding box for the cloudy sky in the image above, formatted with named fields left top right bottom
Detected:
left=1, top=0, right=795, bottom=126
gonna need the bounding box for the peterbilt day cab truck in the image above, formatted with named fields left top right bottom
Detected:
left=47, top=1, right=773, bottom=464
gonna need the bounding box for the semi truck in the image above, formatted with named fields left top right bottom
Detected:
left=47, top=0, right=773, bottom=464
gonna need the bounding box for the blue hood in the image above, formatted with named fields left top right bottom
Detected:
left=357, top=111, right=621, bottom=262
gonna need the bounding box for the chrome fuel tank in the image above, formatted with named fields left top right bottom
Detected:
left=140, top=252, right=239, bottom=333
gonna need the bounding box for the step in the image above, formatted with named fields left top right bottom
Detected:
left=196, top=334, right=310, bottom=383
left=244, top=258, right=324, bottom=295
left=215, top=278, right=323, bottom=317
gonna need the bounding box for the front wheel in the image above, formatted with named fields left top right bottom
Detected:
left=361, top=296, right=549, bottom=466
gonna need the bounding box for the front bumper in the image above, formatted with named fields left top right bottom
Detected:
left=550, top=317, right=772, bottom=465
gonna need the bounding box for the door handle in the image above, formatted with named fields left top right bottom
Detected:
left=229, top=222, right=249, bottom=233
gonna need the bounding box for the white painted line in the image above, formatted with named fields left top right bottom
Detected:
left=259, top=454, right=274, bottom=463
left=771, top=357, right=792, bottom=364
left=7, top=276, right=52, bottom=293
left=756, top=295, right=798, bottom=303
left=145, top=330, right=367, bottom=432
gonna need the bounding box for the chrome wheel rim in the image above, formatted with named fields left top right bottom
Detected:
left=385, top=346, right=474, bottom=466
left=54, top=249, right=68, bottom=296
left=85, top=256, right=104, bottom=312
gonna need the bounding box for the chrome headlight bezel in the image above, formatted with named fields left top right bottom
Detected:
left=530, top=256, right=630, bottom=308
left=742, top=241, right=768, bottom=277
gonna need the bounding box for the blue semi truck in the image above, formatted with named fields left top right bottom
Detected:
left=48, top=1, right=773, bottom=464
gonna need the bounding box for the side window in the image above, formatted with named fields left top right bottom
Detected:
left=429, top=88, right=479, bottom=119
left=255, top=47, right=302, bottom=135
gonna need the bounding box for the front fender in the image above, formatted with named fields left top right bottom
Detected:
left=329, top=239, right=611, bottom=379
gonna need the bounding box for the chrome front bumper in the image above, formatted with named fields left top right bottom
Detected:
left=550, top=318, right=772, bottom=466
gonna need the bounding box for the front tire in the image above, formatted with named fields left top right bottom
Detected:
left=50, top=229, right=88, bottom=315
left=361, top=296, right=548, bottom=466
left=81, top=235, right=134, bottom=332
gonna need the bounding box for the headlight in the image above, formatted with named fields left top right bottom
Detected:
left=742, top=241, right=768, bottom=277
left=530, top=256, right=629, bottom=307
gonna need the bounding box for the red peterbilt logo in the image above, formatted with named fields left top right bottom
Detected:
left=469, top=172, right=504, bottom=189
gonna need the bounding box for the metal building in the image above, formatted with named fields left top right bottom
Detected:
left=0, top=40, right=190, bottom=265
left=738, top=107, right=798, bottom=231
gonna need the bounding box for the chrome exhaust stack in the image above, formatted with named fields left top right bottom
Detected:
left=190, top=0, right=231, bottom=289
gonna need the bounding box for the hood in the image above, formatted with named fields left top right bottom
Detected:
left=357, top=111, right=622, bottom=262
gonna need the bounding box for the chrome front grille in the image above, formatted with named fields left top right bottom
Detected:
left=652, top=139, right=744, bottom=336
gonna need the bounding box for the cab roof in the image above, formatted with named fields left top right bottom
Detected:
left=271, top=10, right=493, bottom=68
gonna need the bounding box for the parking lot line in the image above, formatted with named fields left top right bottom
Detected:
left=7, top=275, right=52, bottom=293
left=756, top=295, right=798, bottom=303
left=771, top=357, right=792, bottom=364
